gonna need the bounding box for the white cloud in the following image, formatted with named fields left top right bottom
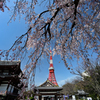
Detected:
left=58, top=75, right=77, bottom=87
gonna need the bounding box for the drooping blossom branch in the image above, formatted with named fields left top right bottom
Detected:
left=0, top=0, right=100, bottom=98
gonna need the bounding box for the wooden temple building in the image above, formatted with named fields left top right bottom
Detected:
left=34, top=50, right=63, bottom=100
left=34, top=79, right=63, bottom=100
left=0, top=60, right=24, bottom=100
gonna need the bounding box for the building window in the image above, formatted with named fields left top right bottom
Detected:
left=8, top=85, right=12, bottom=92
left=0, top=70, right=2, bottom=75
left=11, top=86, right=14, bottom=93
left=0, top=84, right=8, bottom=94
left=3, top=70, right=9, bottom=75
left=18, top=90, right=21, bottom=94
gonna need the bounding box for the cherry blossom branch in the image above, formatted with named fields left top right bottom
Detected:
left=39, top=10, right=50, bottom=18
left=9, top=27, right=31, bottom=51
left=61, top=0, right=80, bottom=67
left=37, top=0, right=80, bottom=41
left=0, top=27, right=32, bottom=60
left=38, top=7, right=60, bottom=40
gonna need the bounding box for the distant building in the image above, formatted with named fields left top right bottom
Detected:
left=81, top=70, right=90, bottom=80
left=0, top=60, right=25, bottom=100
left=75, top=90, right=89, bottom=99
left=82, top=71, right=89, bottom=77
left=68, top=90, right=89, bottom=100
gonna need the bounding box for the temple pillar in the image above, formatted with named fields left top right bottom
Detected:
left=55, top=95, right=57, bottom=100
left=39, top=95, right=42, bottom=100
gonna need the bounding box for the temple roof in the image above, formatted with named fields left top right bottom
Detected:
left=35, top=87, right=63, bottom=90
left=34, top=79, right=63, bottom=95
left=39, top=79, right=58, bottom=87
left=0, top=60, right=22, bottom=75
left=34, top=81, right=63, bottom=96
left=75, top=90, right=89, bottom=96
left=0, top=60, right=20, bottom=66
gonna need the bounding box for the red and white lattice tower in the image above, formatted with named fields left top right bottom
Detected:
left=48, top=50, right=58, bottom=86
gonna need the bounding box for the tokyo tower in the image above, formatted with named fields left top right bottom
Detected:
left=48, top=50, right=58, bottom=86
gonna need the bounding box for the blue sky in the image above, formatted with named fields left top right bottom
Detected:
left=0, top=1, right=98, bottom=87
left=0, top=4, right=79, bottom=87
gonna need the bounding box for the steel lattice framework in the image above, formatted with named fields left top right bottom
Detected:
left=48, top=50, right=58, bottom=86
